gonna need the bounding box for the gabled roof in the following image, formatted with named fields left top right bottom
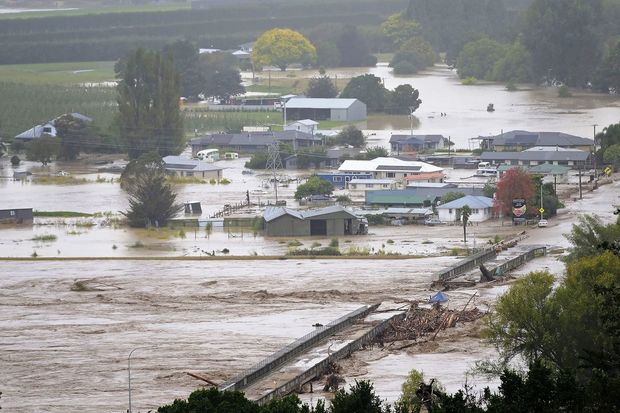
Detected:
left=163, top=156, right=223, bottom=172
left=190, top=130, right=320, bottom=147
left=264, top=205, right=358, bottom=222
left=15, top=123, right=56, bottom=139
left=367, top=187, right=483, bottom=205
left=528, top=164, right=571, bottom=174
left=289, top=119, right=319, bottom=126
left=491, top=130, right=593, bottom=147
left=480, top=151, right=589, bottom=162
left=389, top=134, right=444, bottom=144
left=436, top=195, right=494, bottom=210
left=285, top=98, right=362, bottom=110
left=349, top=178, right=395, bottom=185
left=339, top=157, right=443, bottom=173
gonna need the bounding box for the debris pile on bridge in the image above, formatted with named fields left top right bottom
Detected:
left=376, top=302, right=484, bottom=344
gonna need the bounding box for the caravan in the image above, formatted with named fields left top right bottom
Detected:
left=196, top=149, right=220, bottom=162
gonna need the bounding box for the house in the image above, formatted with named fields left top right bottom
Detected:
left=347, top=178, right=401, bottom=200
left=162, top=156, right=223, bottom=180
left=480, top=147, right=590, bottom=169
left=528, top=163, right=570, bottom=184
left=316, top=172, right=372, bottom=189
left=190, top=131, right=322, bottom=155
left=14, top=112, right=93, bottom=143
left=339, top=157, right=444, bottom=180
left=490, top=130, right=594, bottom=152
left=284, top=119, right=319, bottom=135
left=390, top=134, right=445, bottom=154
left=436, top=195, right=494, bottom=223
left=366, top=187, right=483, bottom=208
left=406, top=182, right=457, bottom=189
left=0, top=208, right=33, bottom=224
left=264, top=205, right=367, bottom=237
left=284, top=98, right=367, bottom=122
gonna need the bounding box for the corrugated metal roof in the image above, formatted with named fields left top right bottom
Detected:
left=264, top=205, right=358, bottom=222
left=480, top=151, right=589, bottom=162
left=285, top=98, right=361, bottom=109
left=491, top=130, right=593, bottom=146
left=162, top=156, right=223, bottom=172
left=436, top=195, right=494, bottom=209
left=339, top=157, right=443, bottom=173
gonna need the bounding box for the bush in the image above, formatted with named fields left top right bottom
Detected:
left=393, top=60, right=416, bottom=75
left=10, top=155, right=20, bottom=165
left=461, top=77, right=478, bottom=85
left=558, top=85, right=572, bottom=97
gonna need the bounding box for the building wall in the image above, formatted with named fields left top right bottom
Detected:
left=0, top=208, right=33, bottom=224
left=167, top=169, right=222, bottom=180
left=265, top=213, right=359, bottom=236
left=438, top=207, right=491, bottom=223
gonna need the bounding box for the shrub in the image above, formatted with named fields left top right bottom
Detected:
left=461, top=77, right=478, bottom=85
left=32, top=234, right=57, bottom=242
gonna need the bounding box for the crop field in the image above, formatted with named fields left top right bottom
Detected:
left=0, top=61, right=115, bottom=85
left=0, top=3, right=190, bottom=20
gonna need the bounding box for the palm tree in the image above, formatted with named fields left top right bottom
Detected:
left=461, top=205, right=472, bottom=243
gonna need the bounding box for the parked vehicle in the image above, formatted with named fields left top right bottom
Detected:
left=424, top=218, right=444, bottom=226
left=538, top=219, right=548, bottom=227
left=196, top=149, right=220, bottom=162
left=224, top=152, right=239, bottom=160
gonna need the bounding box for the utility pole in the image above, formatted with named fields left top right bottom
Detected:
left=266, top=140, right=283, bottom=204
left=578, top=163, right=583, bottom=200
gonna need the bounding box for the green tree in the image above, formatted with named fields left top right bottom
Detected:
left=390, top=36, right=436, bottom=74
left=335, top=25, right=377, bottom=67
left=461, top=204, right=471, bottom=242
left=294, top=175, right=334, bottom=200
left=314, top=40, right=341, bottom=68
left=253, top=28, right=317, bottom=71
left=340, top=74, right=387, bottom=112
left=595, top=40, right=620, bottom=93
left=331, top=380, right=385, bottom=413
left=524, top=0, right=602, bottom=86
left=381, top=12, right=420, bottom=47
left=361, top=146, right=389, bottom=160
left=604, top=144, right=620, bottom=168
left=306, top=75, right=338, bottom=98
left=162, top=39, right=205, bottom=99
left=441, top=191, right=465, bottom=204
left=158, top=388, right=259, bottom=413
left=26, top=137, right=59, bottom=166
left=336, top=126, right=365, bottom=148
left=491, top=40, right=533, bottom=83
left=201, top=52, right=246, bottom=101
left=457, top=38, right=507, bottom=80
left=564, top=214, right=620, bottom=263
left=54, top=114, right=98, bottom=160
left=116, top=48, right=184, bottom=159
left=596, top=123, right=620, bottom=160
left=385, top=84, right=421, bottom=115
left=122, top=153, right=182, bottom=228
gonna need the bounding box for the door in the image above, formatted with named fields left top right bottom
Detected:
left=310, top=220, right=327, bottom=236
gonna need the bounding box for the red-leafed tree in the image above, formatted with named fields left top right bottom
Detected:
left=494, top=168, right=536, bottom=216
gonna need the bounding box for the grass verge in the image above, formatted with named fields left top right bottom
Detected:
left=34, top=211, right=93, bottom=217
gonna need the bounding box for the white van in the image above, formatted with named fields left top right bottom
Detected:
left=196, top=149, right=220, bottom=162
left=224, top=152, right=239, bottom=160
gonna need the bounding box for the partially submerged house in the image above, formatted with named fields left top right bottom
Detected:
left=263, top=205, right=367, bottom=237
left=0, top=208, right=33, bottom=225
left=366, top=187, right=483, bottom=208
left=190, top=131, right=321, bottom=155
left=14, top=112, right=93, bottom=143
left=338, top=157, right=444, bottom=180
left=163, top=156, right=223, bottom=180
left=436, top=195, right=494, bottom=223
left=479, top=147, right=590, bottom=169
left=489, top=130, right=594, bottom=152
left=390, top=134, right=445, bottom=153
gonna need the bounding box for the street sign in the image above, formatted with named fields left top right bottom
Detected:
left=604, top=166, right=612, bottom=176
left=539, top=207, right=545, bottom=214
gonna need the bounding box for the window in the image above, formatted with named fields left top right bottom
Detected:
left=473, top=209, right=479, bottom=214
left=10, top=210, right=15, bottom=216
left=345, top=176, right=351, bottom=182
left=365, top=184, right=373, bottom=188
left=185, top=172, right=194, bottom=177
left=449, top=209, right=453, bottom=214
left=387, top=172, right=395, bottom=178
left=334, top=176, right=342, bottom=182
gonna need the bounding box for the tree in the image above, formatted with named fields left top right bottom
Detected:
left=122, top=154, right=182, bottom=228
left=158, top=388, right=259, bottom=413
left=162, top=39, right=205, bottom=99
left=461, top=204, right=471, bottom=242
left=10, top=155, right=20, bottom=166
left=26, top=137, right=59, bottom=166
left=335, top=25, right=377, bottom=67
left=457, top=38, right=507, bottom=80
left=385, top=84, right=421, bottom=115
left=54, top=114, right=97, bottom=160
left=336, top=126, right=365, bottom=148
left=294, top=175, right=334, bottom=200
left=491, top=40, right=533, bottom=83
left=116, top=48, right=184, bottom=159
left=524, top=0, right=602, bottom=86
left=201, top=52, right=246, bottom=101
left=597, top=122, right=620, bottom=151
left=340, top=74, right=387, bottom=112
left=595, top=40, right=620, bottom=93
left=494, top=168, right=535, bottom=217
left=381, top=12, right=420, bottom=47
left=361, top=146, right=389, bottom=160
left=390, top=36, right=436, bottom=74
left=306, top=75, right=338, bottom=98
left=564, top=214, right=620, bottom=263
left=331, top=380, right=384, bottom=413
left=604, top=144, right=620, bottom=168
left=441, top=191, right=465, bottom=204
left=252, top=28, right=317, bottom=71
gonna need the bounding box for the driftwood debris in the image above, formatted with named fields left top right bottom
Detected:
left=376, top=299, right=484, bottom=346
left=186, top=372, right=220, bottom=387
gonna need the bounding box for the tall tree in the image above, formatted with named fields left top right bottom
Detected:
left=494, top=168, right=536, bottom=217
left=252, top=28, right=317, bottom=71
left=306, top=75, right=338, bottom=98
left=461, top=204, right=471, bottom=242
left=200, top=52, right=245, bottom=101
left=385, top=84, right=422, bottom=115
left=116, top=48, right=184, bottom=159
left=26, top=137, right=59, bottom=166
left=340, top=74, right=387, bottom=112
left=335, top=25, right=377, bottom=67
left=162, top=39, right=204, bottom=99
left=524, top=0, right=603, bottom=86
left=54, top=114, right=98, bottom=160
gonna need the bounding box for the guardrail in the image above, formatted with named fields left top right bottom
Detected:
left=219, top=303, right=380, bottom=392
left=436, top=247, right=497, bottom=282
left=491, top=245, right=546, bottom=277
left=254, top=311, right=406, bottom=405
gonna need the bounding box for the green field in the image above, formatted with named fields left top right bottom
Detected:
left=0, top=61, right=116, bottom=85
left=0, top=4, right=190, bottom=20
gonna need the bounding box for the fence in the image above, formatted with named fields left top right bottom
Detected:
left=436, top=248, right=497, bottom=283
left=491, top=245, right=547, bottom=277
left=219, top=303, right=380, bottom=392
left=255, top=311, right=407, bottom=405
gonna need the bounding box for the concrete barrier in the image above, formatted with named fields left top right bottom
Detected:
left=220, top=303, right=380, bottom=392
left=255, top=311, right=406, bottom=405
left=436, top=248, right=497, bottom=282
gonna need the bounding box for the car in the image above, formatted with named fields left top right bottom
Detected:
left=424, top=218, right=444, bottom=226
left=538, top=219, right=548, bottom=227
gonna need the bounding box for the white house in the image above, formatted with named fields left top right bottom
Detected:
left=338, top=157, right=444, bottom=180
left=346, top=178, right=401, bottom=200
left=284, top=119, right=319, bottom=136
left=163, top=156, right=223, bottom=180
left=436, top=195, right=494, bottom=223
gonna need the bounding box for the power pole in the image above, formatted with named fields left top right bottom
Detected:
left=266, top=140, right=283, bottom=204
